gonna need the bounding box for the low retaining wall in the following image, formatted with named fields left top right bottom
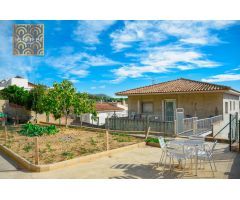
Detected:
left=0, top=142, right=146, bottom=172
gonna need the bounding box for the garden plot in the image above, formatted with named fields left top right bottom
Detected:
left=0, top=125, right=143, bottom=165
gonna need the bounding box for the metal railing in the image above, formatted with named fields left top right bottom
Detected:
left=179, top=115, right=223, bottom=136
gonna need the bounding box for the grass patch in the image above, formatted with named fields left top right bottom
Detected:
left=23, top=142, right=34, bottom=153
left=145, top=138, right=159, bottom=143
left=62, top=151, right=74, bottom=159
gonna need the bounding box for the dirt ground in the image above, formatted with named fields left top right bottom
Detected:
left=0, top=126, right=143, bottom=165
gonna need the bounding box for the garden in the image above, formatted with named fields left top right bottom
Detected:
left=0, top=123, right=143, bottom=165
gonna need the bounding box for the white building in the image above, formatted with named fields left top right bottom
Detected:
left=0, top=76, right=35, bottom=91
left=81, top=102, right=128, bottom=126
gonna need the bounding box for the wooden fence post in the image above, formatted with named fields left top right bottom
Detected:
left=145, top=126, right=151, bottom=139
left=34, top=137, right=39, bottom=165
left=106, top=130, right=109, bottom=151
left=4, top=125, right=7, bottom=145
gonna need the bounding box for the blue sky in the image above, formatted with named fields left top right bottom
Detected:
left=0, top=20, right=240, bottom=97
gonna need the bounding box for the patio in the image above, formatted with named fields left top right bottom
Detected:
left=0, top=142, right=239, bottom=179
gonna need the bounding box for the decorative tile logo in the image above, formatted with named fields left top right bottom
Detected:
left=13, top=24, right=44, bottom=56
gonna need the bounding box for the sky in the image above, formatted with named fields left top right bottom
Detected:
left=0, top=20, right=240, bottom=97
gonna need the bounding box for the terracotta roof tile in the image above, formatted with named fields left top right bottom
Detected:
left=95, top=103, right=124, bottom=111
left=116, top=78, right=235, bottom=95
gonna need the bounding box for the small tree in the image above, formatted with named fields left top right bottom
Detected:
left=1, top=85, right=29, bottom=106
left=49, top=80, right=76, bottom=127
left=28, top=84, right=47, bottom=122
left=1, top=85, right=30, bottom=124
left=42, top=88, right=55, bottom=123
left=73, top=93, right=97, bottom=126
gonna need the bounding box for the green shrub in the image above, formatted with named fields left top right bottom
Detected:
left=62, top=151, right=74, bottom=159
left=23, top=142, right=34, bottom=152
left=145, top=138, right=159, bottom=143
left=19, top=123, right=59, bottom=137
left=90, top=137, right=97, bottom=146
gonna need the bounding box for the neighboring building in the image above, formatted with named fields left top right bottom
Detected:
left=0, top=76, right=35, bottom=91
left=116, top=78, right=240, bottom=121
left=81, top=102, right=128, bottom=126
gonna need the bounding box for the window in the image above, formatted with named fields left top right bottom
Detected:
left=142, top=102, right=153, bottom=113
left=233, top=101, right=236, bottom=110
left=230, top=101, right=232, bottom=111
left=225, top=102, right=228, bottom=114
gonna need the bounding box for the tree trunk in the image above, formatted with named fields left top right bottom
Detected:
left=65, top=114, right=68, bottom=127
left=80, top=115, right=82, bottom=127
left=35, top=112, right=38, bottom=123
left=46, top=113, right=50, bottom=122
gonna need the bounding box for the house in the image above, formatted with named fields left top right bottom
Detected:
left=116, top=78, right=240, bottom=122
left=81, top=102, right=128, bottom=126
left=0, top=76, right=35, bottom=91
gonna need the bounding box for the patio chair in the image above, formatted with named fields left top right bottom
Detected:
left=158, top=138, right=193, bottom=175
left=157, top=136, right=175, bottom=167
left=157, top=136, right=168, bottom=167
left=196, top=140, right=217, bottom=177
left=162, top=143, right=194, bottom=175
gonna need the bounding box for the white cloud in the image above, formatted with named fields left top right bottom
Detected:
left=109, top=20, right=237, bottom=83
left=91, top=85, right=106, bottom=90
left=202, top=74, right=240, bottom=83
left=73, top=20, right=116, bottom=44
left=91, top=86, right=97, bottom=90
left=112, top=45, right=220, bottom=82
left=99, top=85, right=106, bottom=89
left=110, top=20, right=237, bottom=51
left=46, top=52, right=119, bottom=79
left=111, top=21, right=166, bottom=51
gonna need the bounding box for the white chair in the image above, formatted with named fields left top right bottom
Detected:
left=157, top=136, right=169, bottom=167
left=196, top=140, right=217, bottom=177
left=158, top=137, right=193, bottom=175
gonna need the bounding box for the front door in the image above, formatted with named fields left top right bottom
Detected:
left=164, top=100, right=176, bottom=121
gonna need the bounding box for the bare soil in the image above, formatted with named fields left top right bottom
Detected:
left=0, top=126, right=143, bottom=165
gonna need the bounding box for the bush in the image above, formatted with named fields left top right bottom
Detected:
left=19, top=123, right=59, bottom=137
left=145, top=138, right=159, bottom=143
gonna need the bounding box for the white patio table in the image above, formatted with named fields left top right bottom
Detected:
left=167, top=139, right=205, bottom=175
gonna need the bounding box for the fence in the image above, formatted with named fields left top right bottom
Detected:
left=229, top=113, right=239, bottom=151
left=0, top=124, right=116, bottom=165
left=179, top=115, right=223, bottom=136
left=106, top=117, right=175, bottom=135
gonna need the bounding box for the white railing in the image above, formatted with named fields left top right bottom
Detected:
left=210, top=115, right=223, bottom=124
left=179, top=115, right=223, bottom=135
left=183, top=117, right=193, bottom=132
left=196, top=115, right=223, bottom=134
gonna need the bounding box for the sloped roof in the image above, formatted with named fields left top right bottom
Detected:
left=95, top=102, right=124, bottom=111
left=116, top=78, right=237, bottom=96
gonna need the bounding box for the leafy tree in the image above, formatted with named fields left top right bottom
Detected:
left=41, top=88, right=55, bottom=123
left=28, top=84, right=47, bottom=122
left=73, top=93, right=97, bottom=126
left=49, top=80, right=76, bottom=127
left=1, top=85, right=29, bottom=106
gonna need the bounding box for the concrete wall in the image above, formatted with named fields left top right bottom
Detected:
left=82, top=110, right=128, bottom=125
left=223, top=93, right=240, bottom=121
left=0, top=77, right=33, bottom=91
left=128, top=92, right=224, bottom=119
left=0, top=100, right=32, bottom=122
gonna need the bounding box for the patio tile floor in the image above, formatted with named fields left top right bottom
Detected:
left=0, top=143, right=239, bottom=179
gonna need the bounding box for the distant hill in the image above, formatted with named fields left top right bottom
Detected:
left=89, top=93, right=127, bottom=102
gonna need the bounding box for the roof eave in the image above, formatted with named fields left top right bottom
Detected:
left=116, top=89, right=231, bottom=96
